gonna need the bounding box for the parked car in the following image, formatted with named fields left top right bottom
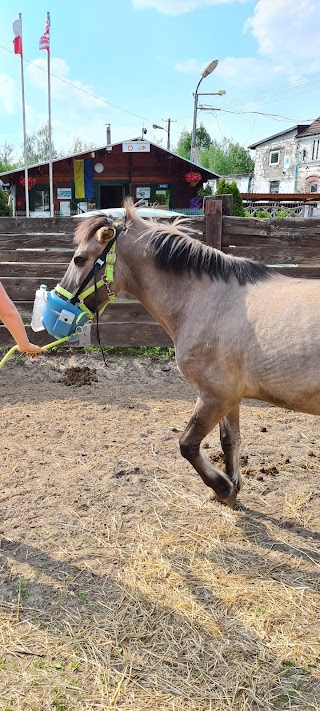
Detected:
left=73, top=207, right=181, bottom=219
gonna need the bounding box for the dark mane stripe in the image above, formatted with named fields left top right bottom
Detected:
left=149, top=232, right=272, bottom=285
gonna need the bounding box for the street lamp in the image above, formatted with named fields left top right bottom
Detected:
left=152, top=121, right=171, bottom=150
left=190, top=59, right=221, bottom=163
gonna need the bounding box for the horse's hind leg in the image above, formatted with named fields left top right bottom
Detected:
left=219, top=405, right=242, bottom=493
left=179, top=394, right=237, bottom=508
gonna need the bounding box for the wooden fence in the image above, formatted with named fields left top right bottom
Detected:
left=0, top=197, right=319, bottom=347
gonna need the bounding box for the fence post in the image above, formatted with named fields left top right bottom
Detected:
left=204, top=194, right=233, bottom=249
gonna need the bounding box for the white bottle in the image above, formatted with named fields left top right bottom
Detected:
left=31, top=284, right=47, bottom=332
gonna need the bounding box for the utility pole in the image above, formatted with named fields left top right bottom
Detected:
left=153, top=119, right=176, bottom=150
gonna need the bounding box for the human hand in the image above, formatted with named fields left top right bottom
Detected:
left=17, top=342, right=45, bottom=354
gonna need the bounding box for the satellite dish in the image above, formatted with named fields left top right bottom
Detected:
left=94, top=163, right=104, bottom=174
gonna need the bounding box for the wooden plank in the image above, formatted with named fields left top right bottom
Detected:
left=0, top=277, right=57, bottom=301
left=224, top=245, right=320, bottom=264
left=222, top=233, right=320, bottom=248
left=0, top=263, right=68, bottom=278
left=0, top=217, right=76, bottom=234
left=205, top=198, right=222, bottom=249
left=0, top=250, right=74, bottom=263
left=9, top=299, right=151, bottom=323
left=223, top=215, right=320, bottom=238
left=91, top=322, right=173, bottom=347
left=0, top=234, right=74, bottom=249
left=0, top=326, right=53, bottom=348
left=272, top=265, right=320, bottom=278
left=0, top=321, right=173, bottom=348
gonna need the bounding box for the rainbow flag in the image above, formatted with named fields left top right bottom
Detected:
left=74, top=159, right=94, bottom=199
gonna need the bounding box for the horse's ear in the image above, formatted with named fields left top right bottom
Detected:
left=95, top=226, right=116, bottom=243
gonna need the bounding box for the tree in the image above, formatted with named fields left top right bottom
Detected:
left=176, top=124, right=212, bottom=160
left=0, top=142, right=17, bottom=172
left=69, top=137, right=96, bottom=154
left=175, top=129, right=254, bottom=176
left=215, top=178, right=245, bottom=217
left=19, top=122, right=58, bottom=166
left=0, top=188, right=11, bottom=216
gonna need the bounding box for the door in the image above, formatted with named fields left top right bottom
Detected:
left=100, top=185, right=124, bottom=209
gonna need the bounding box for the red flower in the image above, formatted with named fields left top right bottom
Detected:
left=20, top=177, right=37, bottom=190
left=185, top=171, right=202, bottom=183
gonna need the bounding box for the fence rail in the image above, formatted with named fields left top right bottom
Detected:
left=0, top=199, right=319, bottom=347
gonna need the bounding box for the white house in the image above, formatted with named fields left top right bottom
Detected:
left=249, top=124, right=309, bottom=194
left=295, top=117, right=320, bottom=193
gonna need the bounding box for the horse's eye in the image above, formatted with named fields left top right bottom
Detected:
left=74, top=255, right=86, bottom=267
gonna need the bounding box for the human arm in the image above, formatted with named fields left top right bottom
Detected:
left=0, top=282, right=44, bottom=353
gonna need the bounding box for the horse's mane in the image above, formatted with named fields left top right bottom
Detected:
left=124, top=198, right=273, bottom=286
left=74, top=199, right=273, bottom=286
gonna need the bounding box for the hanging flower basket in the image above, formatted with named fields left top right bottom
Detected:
left=20, top=177, right=37, bottom=191
left=185, top=171, right=202, bottom=188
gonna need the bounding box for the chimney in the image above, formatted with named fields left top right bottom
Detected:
left=106, top=123, right=111, bottom=147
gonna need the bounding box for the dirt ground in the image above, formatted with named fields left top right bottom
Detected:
left=0, top=350, right=319, bottom=711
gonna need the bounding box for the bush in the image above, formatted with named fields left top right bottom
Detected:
left=215, top=179, right=245, bottom=216
left=0, top=188, right=11, bottom=216
left=197, top=184, right=212, bottom=198
left=254, top=210, right=271, bottom=218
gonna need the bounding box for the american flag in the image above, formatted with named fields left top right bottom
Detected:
left=39, top=14, right=50, bottom=52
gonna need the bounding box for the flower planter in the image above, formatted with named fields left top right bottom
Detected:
left=189, top=181, right=198, bottom=188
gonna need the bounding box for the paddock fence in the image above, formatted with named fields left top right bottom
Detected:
left=0, top=196, right=319, bottom=347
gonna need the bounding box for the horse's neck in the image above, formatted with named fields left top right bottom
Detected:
left=117, top=231, right=185, bottom=339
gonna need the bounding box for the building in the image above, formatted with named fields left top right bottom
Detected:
left=295, top=117, right=320, bottom=193
left=0, top=138, right=220, bottom=216
left=249, top=125, right=309, bottom=194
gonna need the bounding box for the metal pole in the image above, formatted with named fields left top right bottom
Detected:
left=190, top=77, right=202, bottom=163
left=167, top=118, right=171, bottom=151
left=47, top=13, right=54, bottom=217
left=19, top=14, right=29, bottom=217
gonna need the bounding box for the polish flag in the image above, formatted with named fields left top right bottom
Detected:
left=39, top=15, right=50, bottom=52
left=13, top=17, right=22, bottom=56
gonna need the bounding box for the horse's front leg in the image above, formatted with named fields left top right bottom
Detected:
left=219, top=405, right=242, bottom=493
left=179, top=394, right=237, bottom=508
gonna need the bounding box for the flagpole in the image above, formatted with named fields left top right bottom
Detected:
left=46, top=12, right=54, bottom=217
left=19, top=13, right=29, bottom=218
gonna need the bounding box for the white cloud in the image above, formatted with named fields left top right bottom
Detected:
left=215, top=56, right=271, bottom=87
left=26, top=57, right=106, bottom=110
left=0, top=74, right=17, bottom=113
left=246, top=0, right=320, bottom=70
left=133, top=0, right=247, bottom=15
left=175, top=59, right=202, bottom=73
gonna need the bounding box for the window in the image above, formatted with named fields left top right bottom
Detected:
left=309, top=182, right=318, bottom=193
left=269, top=151, right=279, bottom=165
left=269, top=181, right=280, bottom=194
left=312, top=140, right=320, bottom=160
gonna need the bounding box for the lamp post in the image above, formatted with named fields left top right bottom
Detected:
left=190, top=59, right=220, bottom=163
left=152, top=119, right=172, bottom=150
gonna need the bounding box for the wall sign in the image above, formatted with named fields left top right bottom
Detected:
left=59, top=201, right=70, bottom=216
left=158, top=184, right=168, bottom=189
left=122, top=141, right=150, bottom=153
left=57, top=187, right=72, bottom=199
left=136, top=187, right=150, bottom=199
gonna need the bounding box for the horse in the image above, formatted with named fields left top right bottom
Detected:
left=58, top=198, right=320, bottom=508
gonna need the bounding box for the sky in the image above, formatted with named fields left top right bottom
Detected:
left=1, top=0, right=320, bottom=159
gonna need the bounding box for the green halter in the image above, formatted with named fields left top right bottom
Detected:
left=55, top=242, right=117, bottom=321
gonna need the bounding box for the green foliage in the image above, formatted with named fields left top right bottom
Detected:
left=175, top=128, right=254, bottom=177
left=19, top=122, right=58, bottom=166
left=254, top=210, right=271, bottom=218
left=197, top=184, right=212, bottom=197
left=0, top=142, right=17, bottom=172
left=0, top=188, right=11, bottom=216
left=176, top=124, right=211, bottom=160
left=215, top=179, right=245, bottom=217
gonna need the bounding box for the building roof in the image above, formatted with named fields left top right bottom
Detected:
left=0, top=138, right=220, bottom=179
left=297, top=116, right=320, bottom=137
left=248, top=124, right=309, bottom=150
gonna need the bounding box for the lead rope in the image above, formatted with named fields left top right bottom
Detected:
left=94, top=261, right=108, bottom=367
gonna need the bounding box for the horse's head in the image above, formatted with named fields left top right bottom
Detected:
left=41, top=211, right=130, bottom=340
left=60, top=213, right=125, bottom=311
